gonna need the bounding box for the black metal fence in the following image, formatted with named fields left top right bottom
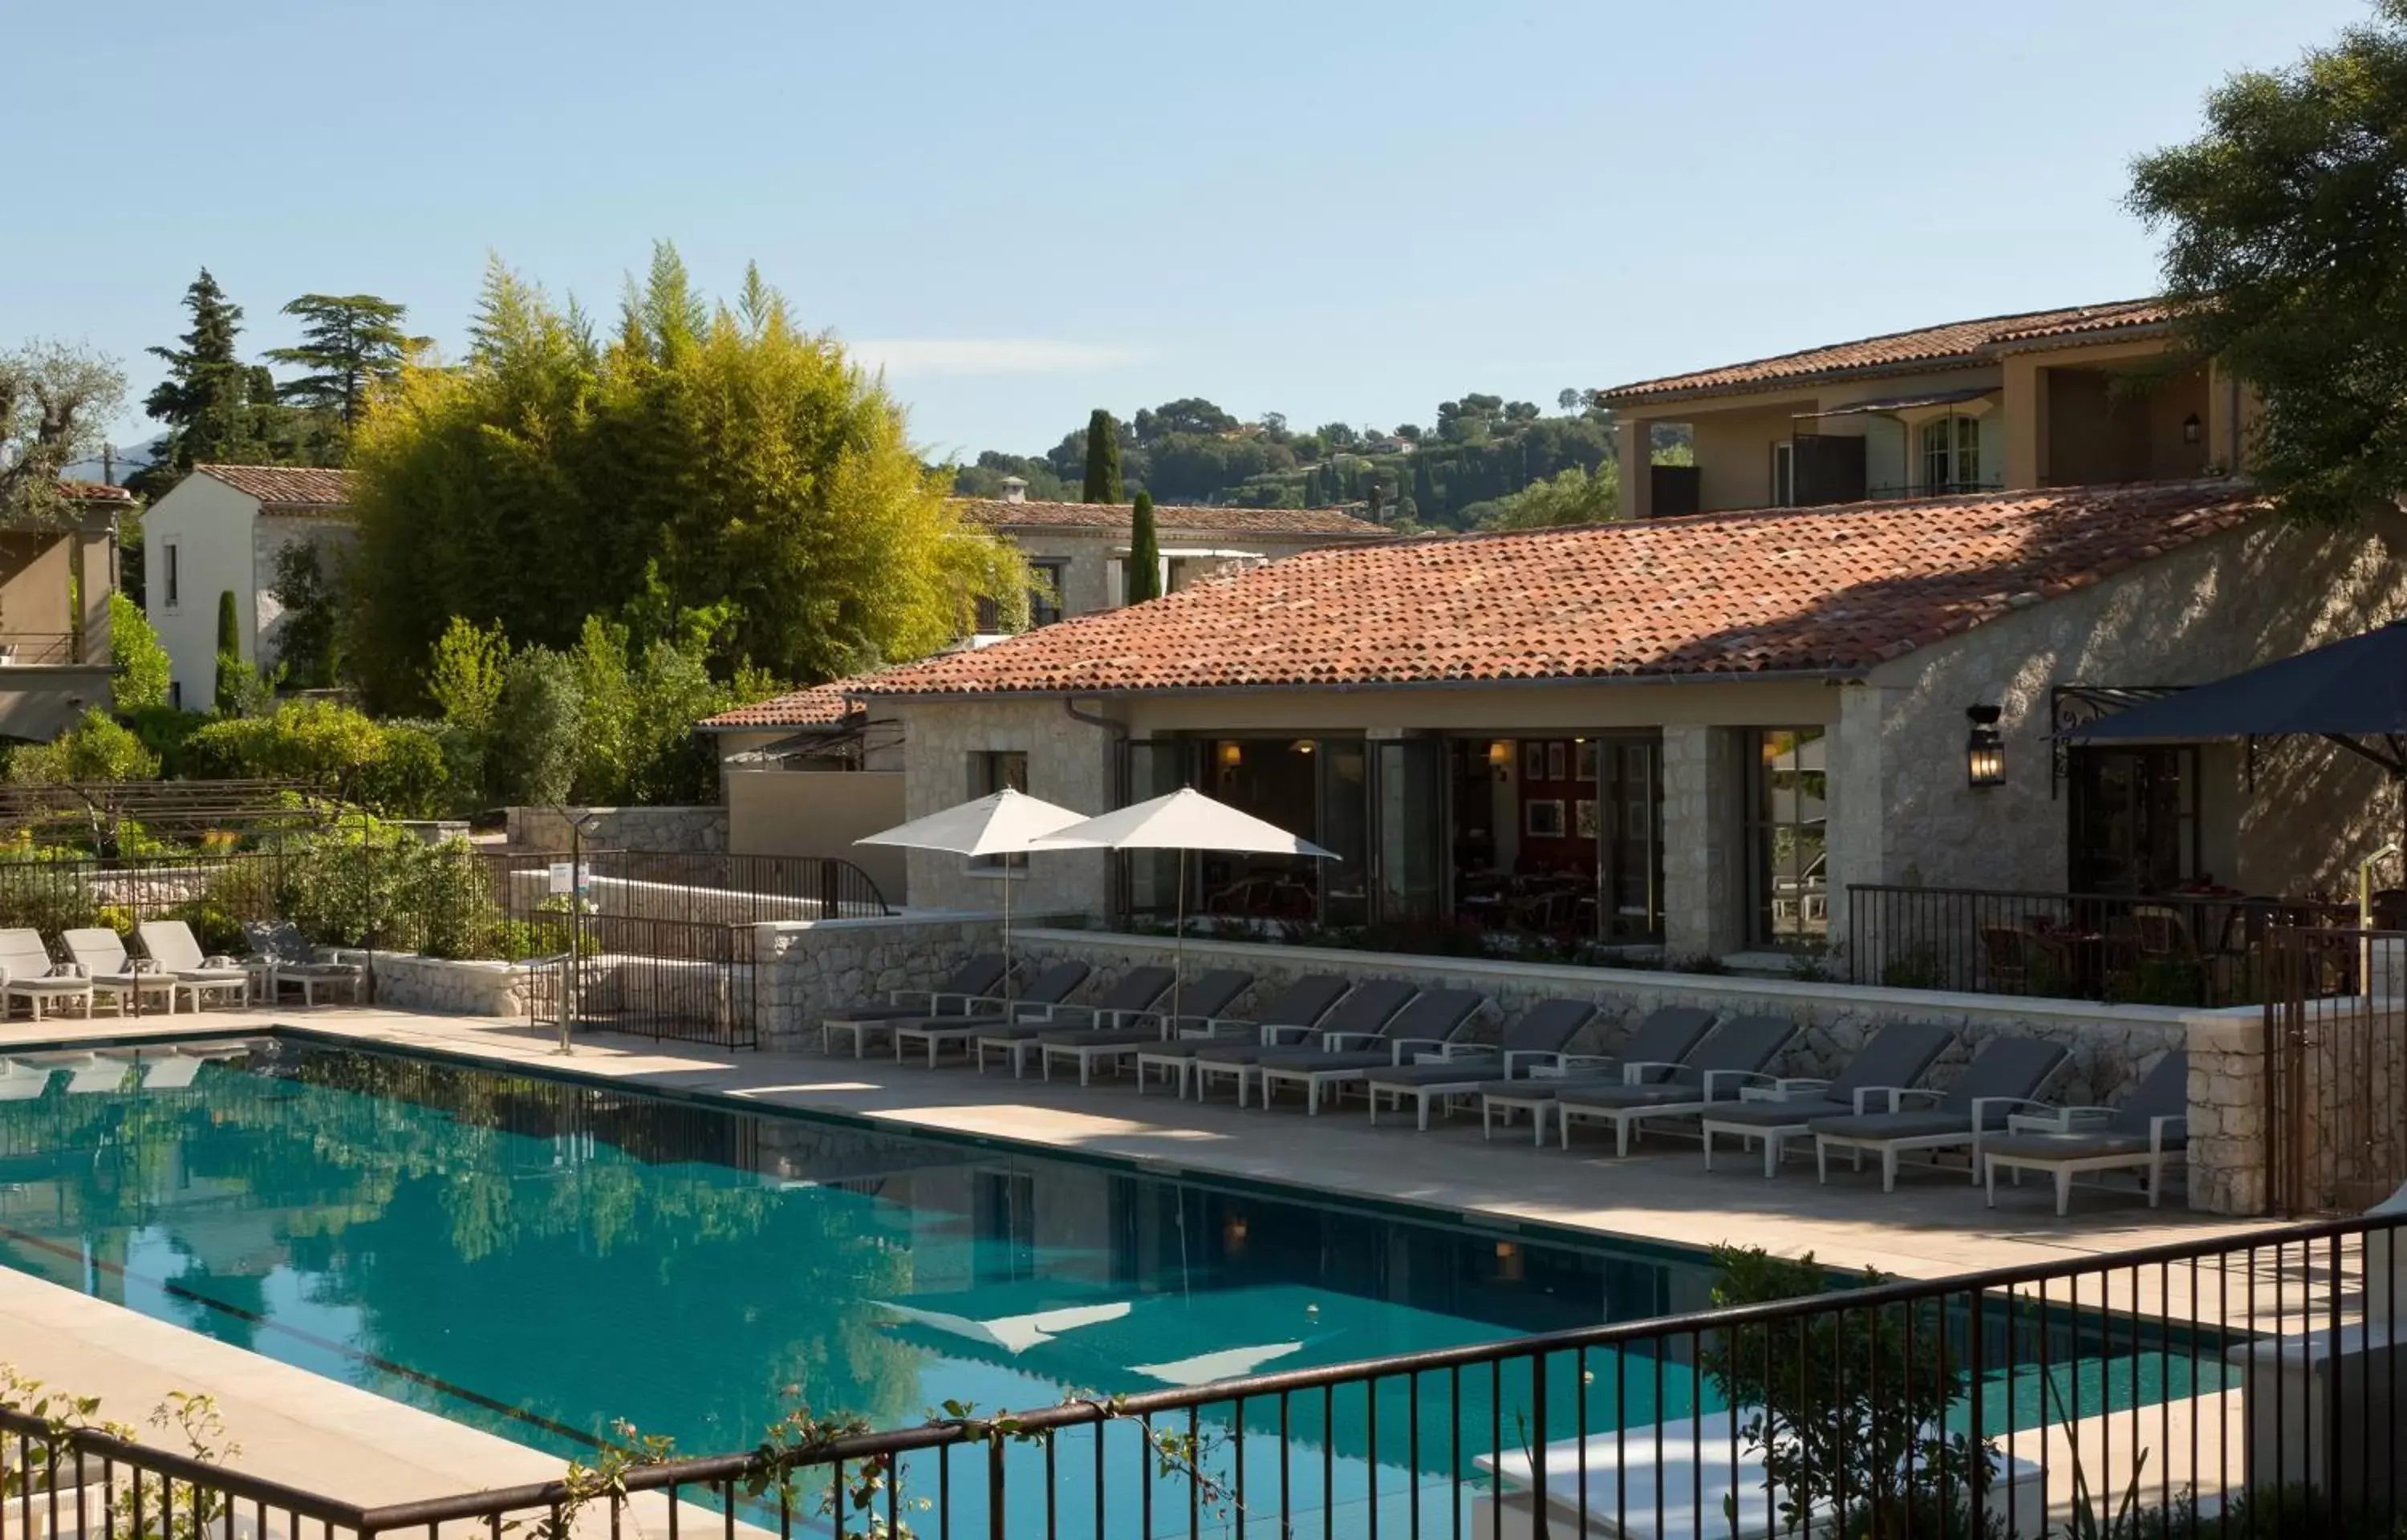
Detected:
left=12, top=1210, right=2405, bottom=1538
left=2266, top=926, right=2407, bottom=1215
left=1846, top=884, right=2361, bottom=1007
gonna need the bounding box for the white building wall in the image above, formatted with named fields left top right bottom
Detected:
left=251, top=517, right=355, bottom=671
left=141, top=474, right=258, bottom=710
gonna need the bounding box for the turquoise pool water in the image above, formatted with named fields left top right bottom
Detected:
left=0, top=1038, right=2235, bottom=1537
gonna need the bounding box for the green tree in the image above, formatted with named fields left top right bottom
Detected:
left=425, top=617, right=510, bottom=734
left=2129, top=0, right=2407, bottom=523
left=1125, top=490, right=1163, bottom=603
left=213, top=590, right=242, bottom=712
left=268, top=542, right=342, bottom=688
left=1481, top=462, right=1622, bottom=529
left=108, top=593, right=171, bottom=713
left=1081, top=407, right=1122, bottom=502
left=137, top=270, right=275, bottom=494
left=0, top=342, right=126, bottom=525
left=345, top=249, right=1024, bottom=709
left=488, top=646, right=584, bottom=804
left=266, top=294, right=428, bottom=435
left=10, top=707, right=162, bottom=786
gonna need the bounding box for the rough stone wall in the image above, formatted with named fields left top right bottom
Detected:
left=1008, top=926, right=2186, bottom=1113
left=752, top=913, right=1005, bottom=1052
left=2186, top=1012, right=2265, bottom=1217
left=1660, top=726, right=1743, bottom=958
left=888, top=699, right=1114, bottom=916
left=1853, top=512, right=2407, bottom=898
left=365, top=951, right=540, bottom=1018
left=507, top=806, right=730, bottom=853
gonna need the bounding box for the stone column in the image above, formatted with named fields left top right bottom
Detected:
left=1615, top=417, right=1653, bottom=521
left=2186, top=1011, right=2268, bottom=1215
left=1661, top=725, right=1743, bottom=958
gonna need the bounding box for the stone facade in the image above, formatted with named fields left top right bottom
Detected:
left=506, top=805, right=729, bottom=854
left=751, top=913, right=1005, bottom=1052
left=888, top=698, right=1115, bottom=914
left=2186, top=1011, right=2266, bottom=1218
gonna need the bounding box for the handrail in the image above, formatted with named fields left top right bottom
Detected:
left=0, top=1407, right=371, bottom=1527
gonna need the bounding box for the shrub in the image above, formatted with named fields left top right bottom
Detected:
left=9, top=707, right=161, bottom=785
left=108, top=593, right=172, bottom=713
left=489, top=646, right=582, bottom=805
left=273, top=831, right=503, bottom=958
left=184, top=699, right=449, bottom=820
left=1880, top=943, right=1946, bottom=990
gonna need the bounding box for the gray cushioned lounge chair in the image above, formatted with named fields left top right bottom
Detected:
left=1253, top=988, right=1486, bottom=1113
left=972, top=967, right=1179, bottom=1076
left=1363, top=999, right=1600, bottom=1131
left=1038, top=970, right=1256, bottom=1084
left=822, top=954, right=1011, bottom=1057
left=1698, top=1021, right=1955, bottom=1178
left=891, top=962, right=1092, bottom=1068
left=1189, top=980, right=1418, bottom=1104
left=1479, top=1006, right=1719, bottom=1145
left=1133, top=975, right=1350, bottom=1097
left=1808, top=1036, right=2070, bottom=1192
left=243, top=921, right=367, bottom=1007
left=1549, top=1015, right=1799, bottom=1155
left=1983, top=1049, right=2190, bottom=1214
left=0, top=930, right=90, bottom=1020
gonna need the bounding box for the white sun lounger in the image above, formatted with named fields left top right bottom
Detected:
left=0, top=1060, right=52, bottom=1100
left=65, top=1056, right=133, bottom=1095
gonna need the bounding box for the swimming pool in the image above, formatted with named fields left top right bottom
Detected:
left=0, top=1037, right=2235, bottom=1535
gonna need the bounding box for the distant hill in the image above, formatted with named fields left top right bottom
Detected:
left=62, top=434, right=166, bottom=488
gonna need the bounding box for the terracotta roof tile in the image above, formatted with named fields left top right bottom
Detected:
left=58, top=480, right=134, bottom=504
left=700, top=682, right=862, bottom=730
left=1597, top=299, right=2168, bottom=403
left=956, top=497, right=1384, bottom=538
left=855, top=481, right=2264, bottom=699
left=196, top=464, right=351, bottom=511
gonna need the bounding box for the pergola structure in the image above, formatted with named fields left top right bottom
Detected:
left=0, top=778, right=335, bottom=853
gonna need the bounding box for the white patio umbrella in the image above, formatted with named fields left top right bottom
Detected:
left=1030, top=787, right=1336, bottom=1019
left=856, top=788, right=1086, bottom=998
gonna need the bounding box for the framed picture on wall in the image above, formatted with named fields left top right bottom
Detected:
left=1577, top=741, right=1598, bottom=780
left=1525, top=799, right=1565, bottom=837
left=1547, top=743, right=1568, bottom=780
left=1576, top=799, right=1598, bottom=838
left=1523, top=742, right=1546, bottom=781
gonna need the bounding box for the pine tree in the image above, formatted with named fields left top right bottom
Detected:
left=1082, top=408, right=1122, bottom=503
left=266, top=294, right=428, bottom=436
left=140, top=270, right=266, bottom=488
left=1125, top=491, right=1163, bottom=603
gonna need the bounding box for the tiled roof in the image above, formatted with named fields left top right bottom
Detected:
left=195, top=464, right=351, bottom=510
left=854, top=480, right=2264, bottom=699
left=1597, top=299, right=2169, bottom=403
left=956, top=497, right=1386, bottom=538
left=699, top=682, right=862, bottom=730
left=58, top=481, right=134, bottom=504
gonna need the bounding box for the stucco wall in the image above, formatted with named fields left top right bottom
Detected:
left=1849, top=511, right=2407, bottom=899
left=142, top=472, right=255, bottom=708
left=725, top=770, right=908, bottom=901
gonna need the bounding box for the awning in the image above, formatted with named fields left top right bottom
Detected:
left=2064, top=622, right=2407, bottom=776
left=1794, top=387, right=1999, bottom=420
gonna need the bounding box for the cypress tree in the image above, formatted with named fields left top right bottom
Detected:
left=213, top=590, right=242, bottom=712
left=1126, top=492, right=1163, bottom=603
left=1082, top=408, right=1122, bottom=503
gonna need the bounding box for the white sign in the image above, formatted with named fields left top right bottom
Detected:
left=547, top=861, right=574, bottom=895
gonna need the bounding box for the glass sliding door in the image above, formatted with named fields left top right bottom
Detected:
left=1318, top=740, right=1370, bottom=926
left=1744, top=727, right=1829, bottom=947
left=1596, top=736, right=1664, bottom=941
left=1373, top=739, right=1443, bottom=923
left=1120, top=738, right=1189, bottom=922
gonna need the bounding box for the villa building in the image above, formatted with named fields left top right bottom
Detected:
left=0, top=481, right=130, bottom=740
left=140, top=464, right=353, bottom=709
left=845, top=302, right=2406, bottom=963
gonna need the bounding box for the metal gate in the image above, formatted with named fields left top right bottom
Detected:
left=525, top=916, right=758, bottom=1050
left=2265, top=925, right=2405, bottom=1212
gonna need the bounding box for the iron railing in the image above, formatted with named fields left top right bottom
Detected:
left=1846, top=883, right=2361, bottom=1007
left=10, top=1210, right=2405, bottom=1538
left=568, top=849, right=893, bottom=921
left=2266, top=926, right=2407, bottom=1215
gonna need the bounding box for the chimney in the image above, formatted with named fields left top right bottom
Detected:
left=1000, top=476, right=1028, bottom=505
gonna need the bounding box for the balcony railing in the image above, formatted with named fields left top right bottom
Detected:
left=1846, top=882, right=2362, bottom=1006
left=0, top=632, right=79, bottom=665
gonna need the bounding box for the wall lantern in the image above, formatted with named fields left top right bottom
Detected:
left=1488, top=740, right=1512, bottom=781
left=1217, top=741, right=1244, bottom=770
left=2182, top=412, right=2203, bottom=444
left=1289, top=739, right=1316, bottom=756
left=1965, top=705, right=2006, bottom=788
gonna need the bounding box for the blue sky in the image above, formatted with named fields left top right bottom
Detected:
left=10, top=0, right=2368, bottom=464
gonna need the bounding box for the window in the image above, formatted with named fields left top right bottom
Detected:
left=1028, top=560, right=1069, bottom=626
left=1919, top=416, right=1982, bottom=493
left=1744, top=728, right=1828, bottom=947
left=162, top=541, right=181, bottom=610
left=2068, top=746, right=2200, bottom=894
left=968, top=750, right=1029, bottom=869
left=1769, top=442, right=1794, bottom=507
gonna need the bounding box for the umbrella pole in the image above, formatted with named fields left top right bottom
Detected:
left=1002, top=857, right=1014, bottom=1005
left=1174, top=847, right=1188, bottom=1027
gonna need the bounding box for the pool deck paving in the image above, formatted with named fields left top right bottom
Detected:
left=0, top=1004, right=2331, bottom=1517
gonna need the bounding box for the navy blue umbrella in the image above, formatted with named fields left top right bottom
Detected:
left=2067, top=622, right=2407, bottom=776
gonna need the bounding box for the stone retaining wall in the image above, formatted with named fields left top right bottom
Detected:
left=751, top=913, right=1013, bottom=1052
left=507, top=805, right=729, bottom=853
left=362, top=951, right=544, bottom=1019
left=505, top=870, right=830, bottom=925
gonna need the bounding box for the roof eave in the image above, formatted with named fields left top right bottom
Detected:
left=854, top=665, right=1865, bottom=705
left=1597, top=351, right=1997, bottom=410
